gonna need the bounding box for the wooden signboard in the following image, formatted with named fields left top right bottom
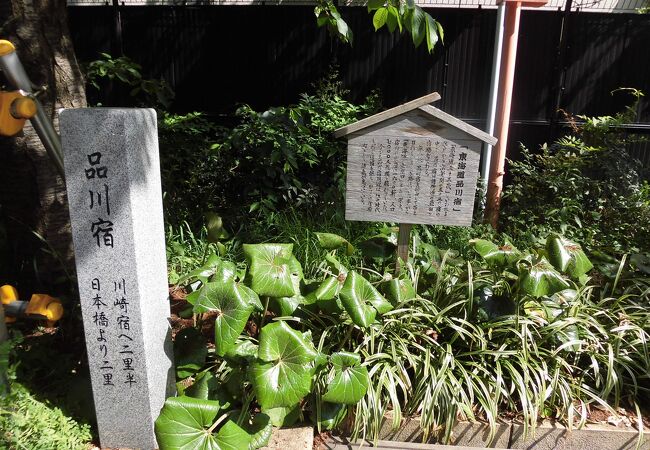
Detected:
left=335, top=93, right=497, bottom=266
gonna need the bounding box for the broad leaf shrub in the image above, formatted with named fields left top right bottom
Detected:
left=157, top=71, right=379, bottom=231
left=155, top=242, right=375, bottom=449
left=158, top=114, right=229, bottom=229
left=159, top=230, right=650, bottom=447
left=213, top=75, right=379, bottom=221
left=501, top=90, right=650, bottom=254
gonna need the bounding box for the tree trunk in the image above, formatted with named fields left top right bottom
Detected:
left=0, top=0, right=86, bottom=295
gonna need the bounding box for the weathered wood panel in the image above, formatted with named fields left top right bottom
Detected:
left=349, top=109, right=485, bottom=143
left=345, top=134, right=480, bottom=226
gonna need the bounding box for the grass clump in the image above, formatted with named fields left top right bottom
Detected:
left=0, top=362, right=92, bottom=450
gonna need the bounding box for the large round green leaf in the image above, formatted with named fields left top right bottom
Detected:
left=271, top=260, right=306, bottom=316
left=178, top=255, right=236, bottom=286
left=310, top=277, right=342, bottom=302
left=250, top=321, right=317, bottom=409
left=322, top=352, right=369, bottom=405
left=269, top=296, right=302, bottom=316
left=185, top=371, right=234, bottom=409
left=194, top=279, right=254, bottom=356
left=224, top=338, right=258, bottom=362
left=518, top=257, right=571, bottom=298
left=339, top=271, right=392, bottom=327
left=470, top=239, right=521, bottom=268
left=243, top=244, right=298, bottom=297
left=155, top=396, right=251, bottom=450
left=546, top=234, right=593, bottom=280
left=174, top=328, right=208, bottom=379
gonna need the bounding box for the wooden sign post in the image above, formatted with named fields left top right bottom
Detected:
left=334, top=93, right=497, bottom=272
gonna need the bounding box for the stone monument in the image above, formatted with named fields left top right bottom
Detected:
left=60, top=108, right=174, bottom=449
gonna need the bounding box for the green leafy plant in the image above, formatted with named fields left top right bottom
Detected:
left=156, top=240, right=382, bottom=449
left=315, top=0, right=443, bottom=54
left=84, top=52, right=175, bottom=108
left=210, top=72, right=380, bottom=221
left=159, top=113, right=228, bottom=229
left=501, top=89, right=650, bottom=254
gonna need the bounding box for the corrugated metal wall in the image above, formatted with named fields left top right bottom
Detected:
left=67, top=5, right=650, bottom=163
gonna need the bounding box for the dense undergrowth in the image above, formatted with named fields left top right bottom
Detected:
left=2, top=61, right=650, bottom=449
left=157, top=88, right=650, bottom=447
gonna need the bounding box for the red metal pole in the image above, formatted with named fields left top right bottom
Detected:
left=485, top=0, right=522, bottom=228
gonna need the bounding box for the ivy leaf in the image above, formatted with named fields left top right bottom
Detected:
left=518, top=257, right=571, bottom=298
left=174, top=328, right=207, bottom=379
left=373, top=7, right=389, bottom=31
left=194, top=279, right=254, bottom=356
left=546, top=234, right=593, bottom=280
left=246, top=413, right=272, bottom=450
left=339, top=271, right=392, bottom=327
left=250, top=321, right=317, bottom=409
left=155, top=396, right=251, bottom=450
left=322, top=352, right=369, bottom=405
left=315, top=232, right=354, bottom=255
left=243, top=244, right=297, bottom=297
left=470, top=239, right=521, bottom=268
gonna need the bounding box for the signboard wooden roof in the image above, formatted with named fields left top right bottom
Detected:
left=333, top=92, right=497, bottom=146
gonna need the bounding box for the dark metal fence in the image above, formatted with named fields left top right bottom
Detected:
left=67, top=5, right=650, bottom=164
